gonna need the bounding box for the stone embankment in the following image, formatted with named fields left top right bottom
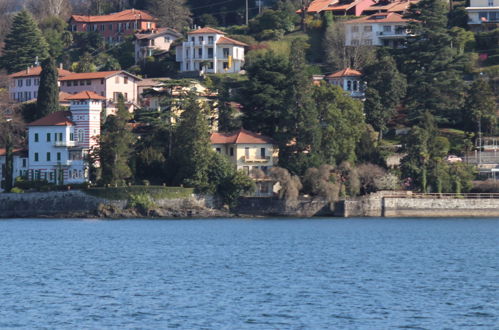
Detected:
left=0, top=190, right=228, bottom=218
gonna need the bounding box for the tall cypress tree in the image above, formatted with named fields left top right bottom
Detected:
left=0, top=10, right=49, bottom=73
left=36, top=57, right=60, bottom=120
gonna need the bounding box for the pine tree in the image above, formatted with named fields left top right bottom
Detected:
left=0, top=10, right=49, bottom=73
left=363, top=52, right=406, bottom=141
left=171, top=93, right=213, bottom=190
left=399, top=0, right=466, bottom=125
left=100, top=95, right=135, bottom=185
left=36, top=58, right=60, bottom=120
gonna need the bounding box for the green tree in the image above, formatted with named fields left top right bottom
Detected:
left=39, top=16, right=68, bottom=58
left=313, top=82, right=365, bottom=165
left=73, top=52, right=97, bottom=73
left=400, top=0, right=466, bottom=125
left=36, top=57, right=60, bottom=120
left=0, top=10, right=49, bottom=73
left=463, top=79, right=497, bottom=135
left=100, top=95, right=135, bottom=185
left=363, top=52, right=406, bottom=141
left=171, top=93, right=213, bottom=189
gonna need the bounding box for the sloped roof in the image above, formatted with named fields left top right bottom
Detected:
left=28, top=111, right=74, bottom=127
left=216, top=36, right=248, bottom=47
left=59, top=70, right=141, bottom=81
left=345, top=12, right=412, bottom=23
left=323, top=0, right=362, bottom=11
left=66, top=91, right=106, bottom=100
left=70, top=9, right=157, bottom=23
left=188, top=27, right=225, bottom=35
left=135, top=27, right=182, bottom=40
left=364, top=0, right=418, bottom=13
left=9, top=66, right=73, bottom=78
left=298, top=0, right=338, bottom=13
left=0, top=148, right=26, bottom=157
left=211, top=129, right=274, bottom=145
left=326, top=68, right=362, bottom=78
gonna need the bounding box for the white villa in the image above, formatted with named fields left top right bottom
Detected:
left=8, top=65, right=73, bottom=102
left=325, top=68, right=365, bottom=99
left=344, top=12, right=413, bottom=47
left=211, top=129, right=277, bottom=196
left=0, top=91, right=105, bottom=189
left=466, top=0, right=499, bottom=31
left=134, top=27, right=182, bottom=63
left=176, top=27, right=248, bottom=74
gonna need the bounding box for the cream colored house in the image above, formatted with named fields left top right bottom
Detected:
left=211, top=129, right=278, bottom=196
left=176, top=27, right=247, bottom=74
left=134, top=28, right=182, bottom=63
left=466, top=0, right=499, bottom=31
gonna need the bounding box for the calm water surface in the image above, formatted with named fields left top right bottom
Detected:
left=0, top=218, right=498, bottom=329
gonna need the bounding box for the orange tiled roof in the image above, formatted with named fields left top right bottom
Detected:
left=322, top=0, right=361, bottom=11
left=59, top=70, right=141, bottom=81
left=364, top=0, right=418, bottom=13
left=216, top=36, right=248, bottom=47
left=188, top=27, right=225, bottom=35
left=211, top=129, right=274, bottom=145
left=300, top=0, right=338, bottom=13
left=345, top=12, right=412, bottom=23
left=9, top=66, right=73, bottom=78
left=70, top=9, right=157, bottom=23
left=28, top=111, right=74, bottom=127
left=0, top=148, right=26, bottom=157
left=326, top=68, right=362, bottom=78
left=66, top=91, right=106, bottom=100
left=135, top=27, right=182, bottom=39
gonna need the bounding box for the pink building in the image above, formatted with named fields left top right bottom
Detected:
left=69, top=9, right=158, bottom=44
left=59, top=70, right=141, bottom=114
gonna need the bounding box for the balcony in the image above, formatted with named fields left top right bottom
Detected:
left=54, top=141, right=76, bottom=147
left=243, top=156, right=271, bottom=163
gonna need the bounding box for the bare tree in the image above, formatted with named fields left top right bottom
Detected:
left=149, top=0, right=192, bottom=31
left=27, top=0, right=72, bottom=19
left=0, top=0, right=17, bottom=44
left=269, top=167, right=302, bottom=202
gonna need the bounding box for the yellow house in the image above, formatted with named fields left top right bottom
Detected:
left=211, top=129, right=278, bottom=196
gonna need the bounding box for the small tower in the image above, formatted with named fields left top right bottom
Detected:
left=67, top=91, right=106, bottom=149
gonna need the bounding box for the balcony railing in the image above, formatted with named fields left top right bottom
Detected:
left=243, top=156, right=271, bottom=163
left=54, top=141, right=76, bottom=147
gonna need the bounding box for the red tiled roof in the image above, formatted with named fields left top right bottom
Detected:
left=0, top=148, right=26, bottom=157
left=298, top=0, right=338, bottom=13
left=9, top=66, right=73, bottom=78
left=70, top=9, right=157, bottom=23
left=216, top=36, right=248, bottom=47
left=59, top=70, right=121, bottom=81
left=66, top=91, right=106, bottom=100
left=364, top=0, right=418, bottom=13
left=59, top=92, right=73, bottom=102
left=28, top=111, right=75, bottom=127
left=188, top=27, right=225, bottom=35
left=135, top=27, right=182, bottom=39
left=211, top=129, right=274, bottom=145
left=345, top=12, right=412, bottom=23
left=326, top=68, right=362, bottom=78
left=322, top=0, right=362, bottom=11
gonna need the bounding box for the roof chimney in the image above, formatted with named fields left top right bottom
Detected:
left=59, top=63, right=63, bottom=70
left=26, top=67, right=30, bottom=74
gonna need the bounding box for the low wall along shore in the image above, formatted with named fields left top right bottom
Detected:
left=343, top=192, right=499, bottom=217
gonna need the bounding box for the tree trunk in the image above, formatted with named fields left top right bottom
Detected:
left=4, top=142, right=13, bottom=192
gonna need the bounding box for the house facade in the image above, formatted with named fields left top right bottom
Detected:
left=325, top=68, right=365, bottom=99
left=0, top=149, right=28, bottom=191
left=211, top=129, right=277, bottom=196
left=176, top=27, right=247, bottom=74
left=69, top=9, right=158, bottom=43
left=59, top=70, right=141, bottom=114
left=8, top=66, right=73, bottom=102
left=466, top=0, right=499, bottom=31
left=19, top=91, right=104, bottom=185
left=134, top=28, right=182, bottom=63
left=344, top=13, right=413, bottom=47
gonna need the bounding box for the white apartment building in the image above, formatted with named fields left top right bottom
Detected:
left=344, top=13, right=413, bottom=47
left=8, top=66, right=73, bottom=102
left=466, top=0, right=499, bottom=31
left=134, top=27, right=182, bottom=63
left=176, top=27, right=247, bottom=74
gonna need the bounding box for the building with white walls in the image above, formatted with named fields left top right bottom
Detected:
left=466, top=0, right=499, bottom=31
left=325, top=68, right=365, bottom=99
left=176, top=27, right=247, bottom=74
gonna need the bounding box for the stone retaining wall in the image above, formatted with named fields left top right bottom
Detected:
left=383, top=198, right=499, bottom=217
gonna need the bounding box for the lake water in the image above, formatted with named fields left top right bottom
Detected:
left=0, top=218, right=498, bottom=329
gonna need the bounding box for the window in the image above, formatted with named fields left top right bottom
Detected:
left=17, top=79, right=23, bottom=87
left=34, top=133, right=39, bottom=142
left=223, top=48, right=229, bottom=58
left=489, top=0, right=494, bottom=5
left=46, top=133, right=51, bottom=142
left=164, top=36, right=171, bottom=43
left=216, top=147, right=221, bottom=153
left=115, top=76, right=120, bottom=84
left=70, top=133, right=74, bottom=141
left=124, top=77, right=128, bottom=84
left=353, top=80, right=358, bottom=91
left=46, top=152, right=51, bottom=161
left=86, top=80, right=91, bottom=85
left=383, top=25, right=391, bottom=32
left=208, top=36, right=214, bottom=44
left=199, top=36, right=203, bottom=43
left=57, top=152, right=61, bottom=161
left=198, top=48, right=202, bottom=58
left=113, top=92, right=121, bottom=101
left=124, top=93, right=128, bottom=100
left=67, top=81, right=72, bottom=87
left=34, top=153, right=39, bottom=161
left=223, top=62, right=229, bottom=70
left=22, top=159, right=27, bottom=167
left=80, top=80, right=85, bottom=86
left=352, top=26, right=359, bottom=32
left=208, top=48, right=214, bottom=58
left=101, top=24, right=105, bottom=31
left=364, top=25, right=372, bottom=32
left=126, top=22, right=131, bottom=30
left=243, top=166, right=249, bottom=175
left=186, top=62, right=190, bottom=70
left=351, top=39, right=359, bottom=46
left=230, top=147, right=234, bottom=156
left=59, top=133, right=63, bottom=141
left=34, top=78, right=40, bottom=86
left=260, top=148, right=266, bottom=158
left=26, top=79, right=31, bottom=86
left=17, top=92, right=22, bottom=101
left=186, top=49, right=190, bottom=58
left=207, top=62, right=214, bottom=69
left=34, top=92, right=37, bottom=98
left=245, top=147, right=250, bottom=158
left=347, top=80, right=352, bottom=91
left=78, top=129, right=84, bottom=142
left=191, top=37, right=194, bottom=42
